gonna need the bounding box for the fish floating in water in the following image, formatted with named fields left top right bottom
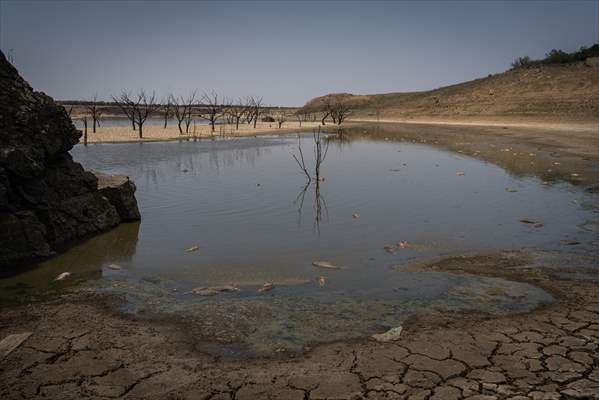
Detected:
left=190, top=285, right=239, bottom=296
left=519, top=219, right=544, bottom=228
left=55, top=272, right=71, bottom=281
left=106, top=264, right=122, bottom=270
left=384, top=240, right=412, bottom=254
left=258, top=282, right=275, bottom=293
left=312, top=261, right=342, bottom=270
left=317, top=276, right=326, bottom=287
left=185, top=245, right=200, bottom=252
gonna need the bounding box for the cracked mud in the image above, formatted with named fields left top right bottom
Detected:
left=1, top=251, right=598, bottom=399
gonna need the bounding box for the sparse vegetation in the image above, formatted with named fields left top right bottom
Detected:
left=511, top=44, right=599, bottom=68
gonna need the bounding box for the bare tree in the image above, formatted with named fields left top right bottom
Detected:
left=86, top=94, right=103, bottom=133
left=292, top=129, right=330, bottom=182
left=162, top=96, right=172, bottom=128
left=112, top=90, right=160, bottom=138
left=275, top=111, right=287, bottom=128
left=320, top=96, right=333, bottom=125
left=330, top=100, right=352, bottom=126
left=171, top=91, right=196, bottom=134
left=112, top=91, right=137, bottom=131
left=199, top=91, right=229, bottom=133
left=249, top=96, right=263, bottom=129
left=227, top=99, right=246, bottom=130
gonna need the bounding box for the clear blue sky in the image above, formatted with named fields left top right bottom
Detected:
left=1, top=0, right=597, bottom=106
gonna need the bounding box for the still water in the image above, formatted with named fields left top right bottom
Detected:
left=2, top=133, right=597, bottom=356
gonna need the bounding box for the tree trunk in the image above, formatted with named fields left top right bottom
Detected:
left=93, top=118, right=97, bottom=133
left=138, top=123, right=143, bottom=138
left=177, top=121, right=183, bottom=134
left=235, top=117, right=240, bottom=130
left=83, top=117, right=88, bottom=146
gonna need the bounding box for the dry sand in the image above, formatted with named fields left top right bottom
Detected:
left=81, top=121, right=323, bottom=144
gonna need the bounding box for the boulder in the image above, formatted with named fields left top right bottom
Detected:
left=0, top=51, right=140, bottom=271
left=95, top=172, right=141, bottom=221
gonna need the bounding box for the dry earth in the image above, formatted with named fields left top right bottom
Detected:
left=79, top=121, right=321, bottom=144
left=0, top=252, right=598, bottom=400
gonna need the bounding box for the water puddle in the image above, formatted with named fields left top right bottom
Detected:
left=2, top=132, right=597, bottom=356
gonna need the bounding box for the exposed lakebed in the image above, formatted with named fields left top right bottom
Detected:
left=2, top=132, right=597, bottom=357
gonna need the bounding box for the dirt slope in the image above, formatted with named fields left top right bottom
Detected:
left=304, top=62, right=599, bottom=122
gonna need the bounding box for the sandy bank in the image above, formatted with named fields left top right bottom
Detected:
left=80, top=121, right=323, bottom=144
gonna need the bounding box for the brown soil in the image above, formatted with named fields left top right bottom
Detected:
left=306, top=63, right=599, bottom=123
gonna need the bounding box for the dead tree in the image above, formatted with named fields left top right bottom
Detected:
left=313, top=129, right=329, bottom=181
left=113, top=90, right=160, bottom=138
left=275, top=111, right=287, bottom=128
left=227, top=99, right=246, bottom=130
left=112, top=91, right=137, bottom=131
left=86, top=94, right=103, bottom=133
left=162, top=96, right=172, bottom=128
left=331, top=100, right=352, bottom=125
left=250, top=96, right=263, bottom=129
left=199, top=91, right=229, bottom=133
left=171, top=92, right=196, bottom=134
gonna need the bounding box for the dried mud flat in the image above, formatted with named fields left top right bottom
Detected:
left=1, top=122, right=598, bottom=400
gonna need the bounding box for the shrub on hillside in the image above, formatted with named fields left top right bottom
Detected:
left=511, top=43, right=599, bottom=69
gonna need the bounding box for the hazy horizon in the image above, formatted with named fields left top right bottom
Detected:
left=1, top=0, right=597, bottom=106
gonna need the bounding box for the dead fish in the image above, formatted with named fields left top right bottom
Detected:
left=520, top=219, right=544, bottom=228
left=560, top=240, right=581, bottom=246
left=106, top=264, right=121, bottom=270
left=398, top=240, right=410, bottom=249
left=456, top=171, right=465, bottom=176
left=371, top=326, right=403, bottom=342
left=190, top=285, right=239, bottom=296
left=505, top=188, right=518, bottom=193
left=258, top=282, right=274, bottom=293
left=185, top=245, right=200, bottom=252
left=55, top=272, right=71, bottom=281
left=318, top=276, right=326, bottom=287
left=312, top=261, right=342, bottom=270
left=352, top=213, right=360, bottom=219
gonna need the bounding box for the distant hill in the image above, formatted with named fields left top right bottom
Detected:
left=303, top=59, right=599, bottom=122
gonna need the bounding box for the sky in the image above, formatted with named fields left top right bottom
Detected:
left=1, top=0, right=598, bottom=106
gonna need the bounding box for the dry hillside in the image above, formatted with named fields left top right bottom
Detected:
left=304, top=62, right=599, bottom=122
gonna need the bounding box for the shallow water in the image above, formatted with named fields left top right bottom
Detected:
left=2, top=133, right=597, bottom=356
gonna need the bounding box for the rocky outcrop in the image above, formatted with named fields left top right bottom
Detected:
left=94, top=172, right=141, bottom=221
left=0, top=51, right=140, bottom=271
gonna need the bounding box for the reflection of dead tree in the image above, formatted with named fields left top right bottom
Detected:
left=294, top=178, right=328, bottom=234
left=86, top=94, right=103, bottom=133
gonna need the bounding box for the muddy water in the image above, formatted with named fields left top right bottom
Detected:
left=2, top=133, right=597, bottom=356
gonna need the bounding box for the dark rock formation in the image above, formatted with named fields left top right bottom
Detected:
left=0, top=51, right=140, bottom=271
left=94, top=172, right=141, bottom=221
